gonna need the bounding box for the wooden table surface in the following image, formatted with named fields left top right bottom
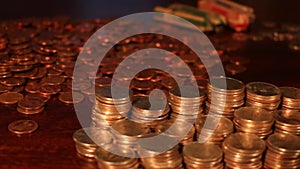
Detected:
left=1, top=1, right=300, bottom=168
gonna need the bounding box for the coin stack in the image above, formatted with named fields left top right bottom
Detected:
left=169, top=85, right=206, bottom=122
left=72, top=127, right=113, bottom=158
left=264, top=133, right=300, bottom=169
left=273, top=110, right=300, bottom=136
left=155, top=120, right=195, bottom=145
left=139, top=144, right=183, bottom=169
left=279, top=87, right=300, bottom=110
left=246, top=82, right=281, bottom=111
left=233, top=107, right=274, bottom=139
left=92, top=86, right=132, bottom=127
left=17, top=95, right=45, bottom=114
left=195, top=115, right=234, bottom=145
left=110, top=119, right=151, bottom=148
left=130, top=96, right=170, bottom=128
left=222, top=133, right=266, bottom=169
left=206, top=77, right=245, bottom=119
left=95, top=145, right=140, bottom=169
left=183, top=142, right=224, bottom=169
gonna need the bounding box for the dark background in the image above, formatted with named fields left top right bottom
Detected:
left=0, top=0, right=299, bottom=23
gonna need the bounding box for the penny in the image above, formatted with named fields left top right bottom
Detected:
left=17, top=106, right=45, bottom=115
left=37, top=84, right=61, bottom=95
left=8, top=119, right=38, bottom=135
left=25, top=93, right=51, bottom=103
left=58, top=91, right=84, bottom=104
left=246, top=82, right=281, bottom=100
left=183, top=142, right=223, bottom=162
left=40, top=76, right=65, bottom=85
left=18, top=96, right=44, bottom=110
left=0, top=92, right=24, bottom=104
left=0, top=77, right=26, bottom=87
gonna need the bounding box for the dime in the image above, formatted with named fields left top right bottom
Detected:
left=8, top=119, right=38, bottom=135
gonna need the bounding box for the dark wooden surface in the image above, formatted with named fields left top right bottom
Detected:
left=0, top=1, right=300, bottom=169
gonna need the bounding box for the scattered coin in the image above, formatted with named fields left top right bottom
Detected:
left=8, top=119, right=38, bottom=135
left=0, top=92, right=24, bottom=104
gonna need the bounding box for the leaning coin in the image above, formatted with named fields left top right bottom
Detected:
left=0, top=92, right=24, bottom=104
left=8, top=119, right=38, bottom=135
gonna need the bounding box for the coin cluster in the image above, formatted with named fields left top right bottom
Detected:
left=183, top=142, right=224, bottom=169
left=234, top=107, right=274, bottom=139
left=222, top=133, right=266, bottom=169
left=206, top=77, right=245, bottom=119
left=246, top=82, right=281, bottom=111
left=280, top=87, right=300, bottom=110
left=265, top=133, right=300, bottom=169
left=274, top=109, right=300, bottom=136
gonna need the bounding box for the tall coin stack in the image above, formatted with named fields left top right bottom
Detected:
left=279, top=87, right=300, bottom=110
left=273, top=110, right=300, bottom=136
left=169, top=85, right=206, bottom=122
left=195, top=115, right=234, bottom=145
left=72, top=128, right=113, bottom=158
left=92, top=86, right=132, bottom=127
left=222, top=133, right=266, bottom=169
left=131, top=96, right=170, bottom=128
left=95, top=145, right=140, bottom=169
left=246, top=82, right=281, bottom=111
left=206, top=77, right=245, bottom=119
left=233, top=107, right=274, bottom=139
left=264, top=133, right=300, bottom=169
left=183, top=142, right=224, bottom=169
left=139, top=144, right=183, bottom=169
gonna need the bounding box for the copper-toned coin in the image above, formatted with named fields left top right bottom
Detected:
left=130, top=80, right=154, bottom=91
left=267, top=133, right=300, bottom=154
left=246, top=82, right=281, bottom=101
left=18, top=96, right=44, bottom=110
left=10, top=85, right=24, bottom=93
left=37, top=84, right=61, bottom=95
left=0, top=92, right=24, bottom=104
left=135, top=69, right=155, bottom=81
left=25, top=81, right=39, bottom=93
left=25, top=93, right=51, bottom=103
left=0, top=77, right=25, bottom=87
left=58, top=92, right=84, bottom=104
left=17, top=106, right=45, bottom=115
left=9, top=64, right=33, bottom=72
left=8, top=119, right=38, bottom=135
left=40, top=76, right=65, bottom=85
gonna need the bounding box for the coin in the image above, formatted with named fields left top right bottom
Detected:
left=0, top=92, right=24, bottom=104
left=58, top=92, right=84, bottom=104
left=8, top=119, right=38, bottom=135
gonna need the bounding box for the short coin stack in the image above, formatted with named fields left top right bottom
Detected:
left=17, top=94, right=45, bottom=114
left=72, top=127, right=113, bottom=158
left=246, top=82, right=281, bottom=111
left=273, top=110, right=300, bottom=136
left=264, top=133, right=300, bottom=169
left=206, top=77, right=245, bottom=119
left=279, top=87, right=300, bottom=110
left=95, top=145, right=140, bottom=169
left=195, top=115, right=234, bottom=145
left=169, top=85, right=206, bottom=122
left=92, top=86, right=132, bottom=127
left=183, top=142, right=224, bottom=169
left=222, top=133, right=266, bottom=169
left=233, top=107, right=274, bottom=139
left=131, top=96, right=170, bottom=127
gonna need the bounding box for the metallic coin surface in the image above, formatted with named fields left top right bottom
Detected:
left=8, top=119, right=38, bottom=135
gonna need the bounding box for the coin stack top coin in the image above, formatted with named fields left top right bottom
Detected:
left=279, top=87, right=300, bottom=110
left=92, top=86, right=132, bottom=127
left=273, top=109, right=300, bottom=136
left=95, top=145, right=140, bottom=169
left=222, top=132, right=266, bottom=169
left=130, top=96, right=169, bottom=128
left=246, top=82, right=281, bottom=111
left=17, top=95, right=45, bottom=114
left=264, top=133, right=300, bottom=169
left=73, top=127, right=113, bottom=158
left=169, top=85, right=206, bottom=122
left=206, top=77, right=245, bottom=119
left=195, top=115, right=234, bottom=145
left=233, top=107, right=274, bottom=139
left=183, top=142, right=224, bottom=169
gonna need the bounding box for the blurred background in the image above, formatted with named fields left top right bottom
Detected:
left=0, top=0, right=299, bottom=23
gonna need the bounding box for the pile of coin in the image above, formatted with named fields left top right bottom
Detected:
left=140, top=144, right=183, bottom=169
left=17, top=94, right=45, bottom=114
left=72, top=127, right=113, bottom=158
left=155, top=120, right=195, bottom=145
left=265, top=133, right=300, bottom=169
left=110, top=119, right=151, bottom=148
left=195, top=115, right=234, bottom=145
left=246, top=82, right=281, bottom=111
left=279, top=87, right=300, bottom=110
left=222, top=133, right=266, bottom=169
left=206, top=77, right=245, bottom=119
left=95, top=145, right=140, bottom=169
left=92, top=86, right=132, bottom=127
left=273, top=109, right=300, bottom=136
left=233, top=107, right=274, bottom=139
left=131, top=96, right=170, bottom=127
left=183, top=142, right=224, bottom=169
left=169, top=85, right=206, bottom=122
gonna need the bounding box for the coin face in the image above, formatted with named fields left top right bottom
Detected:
left=234, top=107, right=273, bottom=123
left=246, top=82, right=281, bottom=97
left=267, top=133, right=300, bottom=153
left=209, top=77, right=245, bottom=93
left=0, top=92, right=24, bottom=104
left=58, top=92, right=84, bottom=104
left=183, top=142, right=223, bottom=162
left=280, top=87, right=300, bottom=100
left=8, top=119, right=38, bottom=135
left=169, top=85, right=205, bottom=99
left=95, top=145, right=135, bottom=163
